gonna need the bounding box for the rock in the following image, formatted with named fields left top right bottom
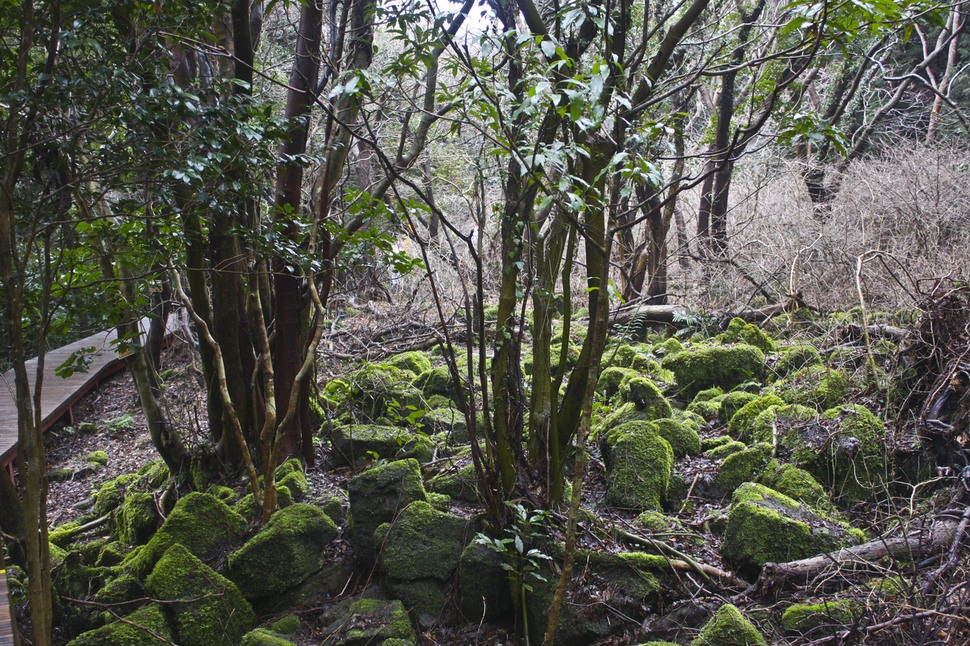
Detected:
left=115, top=491, right=160, bottom=545
left=421, top=407, right=468, bottom=442
left=331, top=424, right=433, bottom=466
left=346, top=363, right=423, bottom=420
left=67, top=603, right=173, bottom=645
left=726, top=394, right=784, bottom=442
left=749, top=403, right=818, bottom=446
left=781, top=599, right=858, bottom=636
left=596, top=366, right=638, bottom=402
left=650, top=418, right=701, bottom=458
left=703, top=440, right=747, bottom=460
left=384, top=350, right=433, bottom=376
left=771, top=365, right=848, bottom=410
left=413, top=365, right=459, bottom=401
left=719, top=317, right=777, bottom=353
left=457, top=540, right=514, bottom=623
left=809, top=405, right=888, bottom=503
left=757, top=460, right=836, bottom=515
left=602, top=421, right=674, bottom=510
left=662, top=344, right=765, bottom=398
left=427, top=461, right=479, bottom=502
left=707, top=442, right=772, bottom=499
left=618, top=376, right=674, bottom=420
left=348, top=459, right=428, bottom=566
left=120, top=492, right=246, bottom=578
left=774, top=344, right=823, bottom=376
left=690, top=603, right=767, bottom=646
left=376, top=500, right=468, bottom=626
left=228, top=503, right=338, bottom=600
left=718, top=391, right=759, bottom=425
left=323, top=598, right=417, bottom=646
left=240, top=628, right=297, bottom=645
left=145, top=544, right=254, bottom=646
left=722, top=483, right=855, bottom=579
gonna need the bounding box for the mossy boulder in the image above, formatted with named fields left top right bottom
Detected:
left=85, top=450, right=109, bottom=466
left=596, top=366, right=638, bottom=402
left=726, top=394, right=784, bottom=442
left=757, top=460, right=836, bottom=515
left=115, top=491, right=160, bottom=545
left=145, top=544, right=254, bottom=646
left=610, top=343, right=655, bottom=371
left=240, top=628, right=297, bottom=645
left=67, top=603, right=173, bottom=645
left=718, top=391, right=759, bottom=425
left=228, top=503, right=338, bottom=601
left=803, top=405, right=888, bottom=503
left=707, top=442, right=773, bottom=499
left=749, top=404, right=818, bottom=446
left=602, top=421, right=674, bottom=510
left=348, top=459, right=428, bottom=566
left=323, top=598, right=417, bottom=646
left=413, top=366, right=459, bottom=401
left=662, top=345, right=765, bottom=398
left=704, top=440, right=747, bottom=460
left=421, top=407, right=468, bottom=442
left=771, top=365, right=848, bottom=410
left=331, top=424, right=433, bottom=466
left=377, top=500, right=467, bottom=625
left=120, top=492, right=246, bottom=578
left=276, top=468, right=309, bottom=502
left=650, top=418, right=701, bottom=458
left=618, top=376, right=674, bottom=420
left=722, top=483, right=855, bottom=579
left=427, top=461, right=479, bottom=502
left=457, top=540, right=515, bottom=623
left=719, top=317, right=777, bottom=354
left=781, top=599, right=858, bottom=636
left=345, top=363, right=423, bottom=420
left=775, top=344, right=823, bottom=376
left=690, top=603, right=767, bottom=646
left=384, top=351, right=433, bottom=376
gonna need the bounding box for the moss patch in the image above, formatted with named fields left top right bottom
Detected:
left=726, top=394, right=784, bottom=442
left=602, top=421, right=674, bottom=510
left=662, top=344, right=765, bottom=398
left=781, top=599, right=858, bottom=636
left=650, top=418, right=701, bottom=458
left=331, top=424, right=433, bottom=466
left=348, top=459, right=428, bottom=567
left=691, top=603, right=767, bottom=646
left=67, top=603, right=173, bottom=645
left=324, top=598, right=416, bottom=645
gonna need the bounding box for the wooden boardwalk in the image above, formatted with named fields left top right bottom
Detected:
left=0, top=569, right=12, bottom=646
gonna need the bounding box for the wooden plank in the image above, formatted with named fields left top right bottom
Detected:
left=0, top=569, right=13, bottom=646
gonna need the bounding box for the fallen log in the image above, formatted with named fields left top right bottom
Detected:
left=752, top=516, right=965, bottom=597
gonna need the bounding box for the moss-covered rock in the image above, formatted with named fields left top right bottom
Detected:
left=427, top=461, right=479, bottom=502
left=718, top=391, right=759, bottom=425
left=771, top=365, right=848, bottom=410
left=662, top=345, right=765, bottom=398
left=145, top=544, right=254, bottom=646
left=690, top=603, right=767, bottom=646
left=757, top=460, right=836, bottom=515
left=775, top=344, right=823, bottom=376
left=602, top=421, right=674, bottom=510
left=323, top=598, right=417, bottom=646
left=781, top=599, right=858, bottom=636
left=67, top=603, right=173, bottom=645
left=749, top=404, right=818, bottom=446
left=610, top=343, right=655, bottom=371
left=687, top=393, right=724, bottom=421
left=377, top=500, right=467, bottom=625
left=722, top=483, right=854, bottom=579
left=94, top=478, right=126, bottom=517
left=348, top=459, right=428, bottom=566
left=120, top=492, right=246, bottom=578
left=457, top=540, right=514, bottom=623
left=85, top=450, right=109, bottom=466
left=726, top=394, right=784, bottom=442
left=228, top=503, right=338, bottom=600
left=420, top=407, right=468, bottom=442
left=331, top=424, right=433, bottom=466
left=115, top=491, right=159, bottom=546
left=384, top=351, right=433, bottom=376
left=240, top=628, right=297, bottom=645
left=703, top=440, right=747, bottom=460
left=707, top=442, right=772, bottom=499
left=596, top=366, right=638, bottom=402
left=413, top=366, right=459, bottom=401
left=618, top=376, right=674, bottom=420
left=650, top=418, right=701, bottom=458
left=805, top=405, right=888, bottom=503
left=719, top=317, right=777, bottom=354
left=346, top=363, right=423, bottom=420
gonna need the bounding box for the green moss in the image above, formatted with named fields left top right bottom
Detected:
left=772, top=365, right=848, bottom=410
left=618, top=376, right=674, bottom=420
left=240, top=628, right=296, bottom=645
left=206, top=484, right=238, bottom=504
left=67, top=603, right=173, bottom=645
left=704, top=440, right=747, bottom=460
left=692, top=386, right=724, bottom=402
left=708, top=442, right=772, bottom=498
left=653, top=337, right=684, bottom=356
left=691, top=603, right=767, bottom=646
left=146, top=544, right=254, bottom=646
left=85, top=450, right=109, bottom=466
left=702, top=435, right=738, bottom=452
left=137, top=460, right=170, bottom=489
left=749, top=404, right=818, bottom=445
left=808, top=405, right=888, bottom=503
left=121, top=492, right=246, bottom=578
left=327, top=598, right=416, bottom=645
left=757, top=460, right=835, bottom=515
left=726, top=394, right=784, bottom=442
left=346, top=363, right=424, bottom=419
left=781, top=600, right=858, bottom=635
left=596, top=366, right=638, bottom=402
left=331, top=424, right=433, bottom=466
left=650, top=418, right=701, bottom=457
left=611, top=343, right=654, bottom=371
left=428, top=462, right=479, bottom=502
left=348, top=458, right=428, bottom=567
left=94, top=479, right=125, bottom=516
left=115, top=491, right=160, bottom=545
left=379, top=500, right=466, bottom=584
left=603, top=421, right=674, bottom=510
left=229, top=503, right=338, bottom=600
left=635, top=510, right=685, bottom=532
left=384, top=351, right=433, bottom=376
left=277, top=469, right=309, bottom=502
left=270, top=614, right=302, bottom=635
left=775, top=344, right=823, bottom=376
left=93, top=572, right=142, bottom=606
left=413, top=365, right=459, bottom=401
left=95, top=542, right=126, bottom=567
left=687, top=393, right=724, bottom=421
left=718, top=391, right=759, bottom=425
left=421, top=407, right=469, bottom=442
left=49, top=521, right=82, bottom=548
left=722, top=483, right=851, bottom=579
left=662, top=345, right=765, bottom=398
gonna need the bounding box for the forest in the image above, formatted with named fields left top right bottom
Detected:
left=1, top=0, right=969, bottom=643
